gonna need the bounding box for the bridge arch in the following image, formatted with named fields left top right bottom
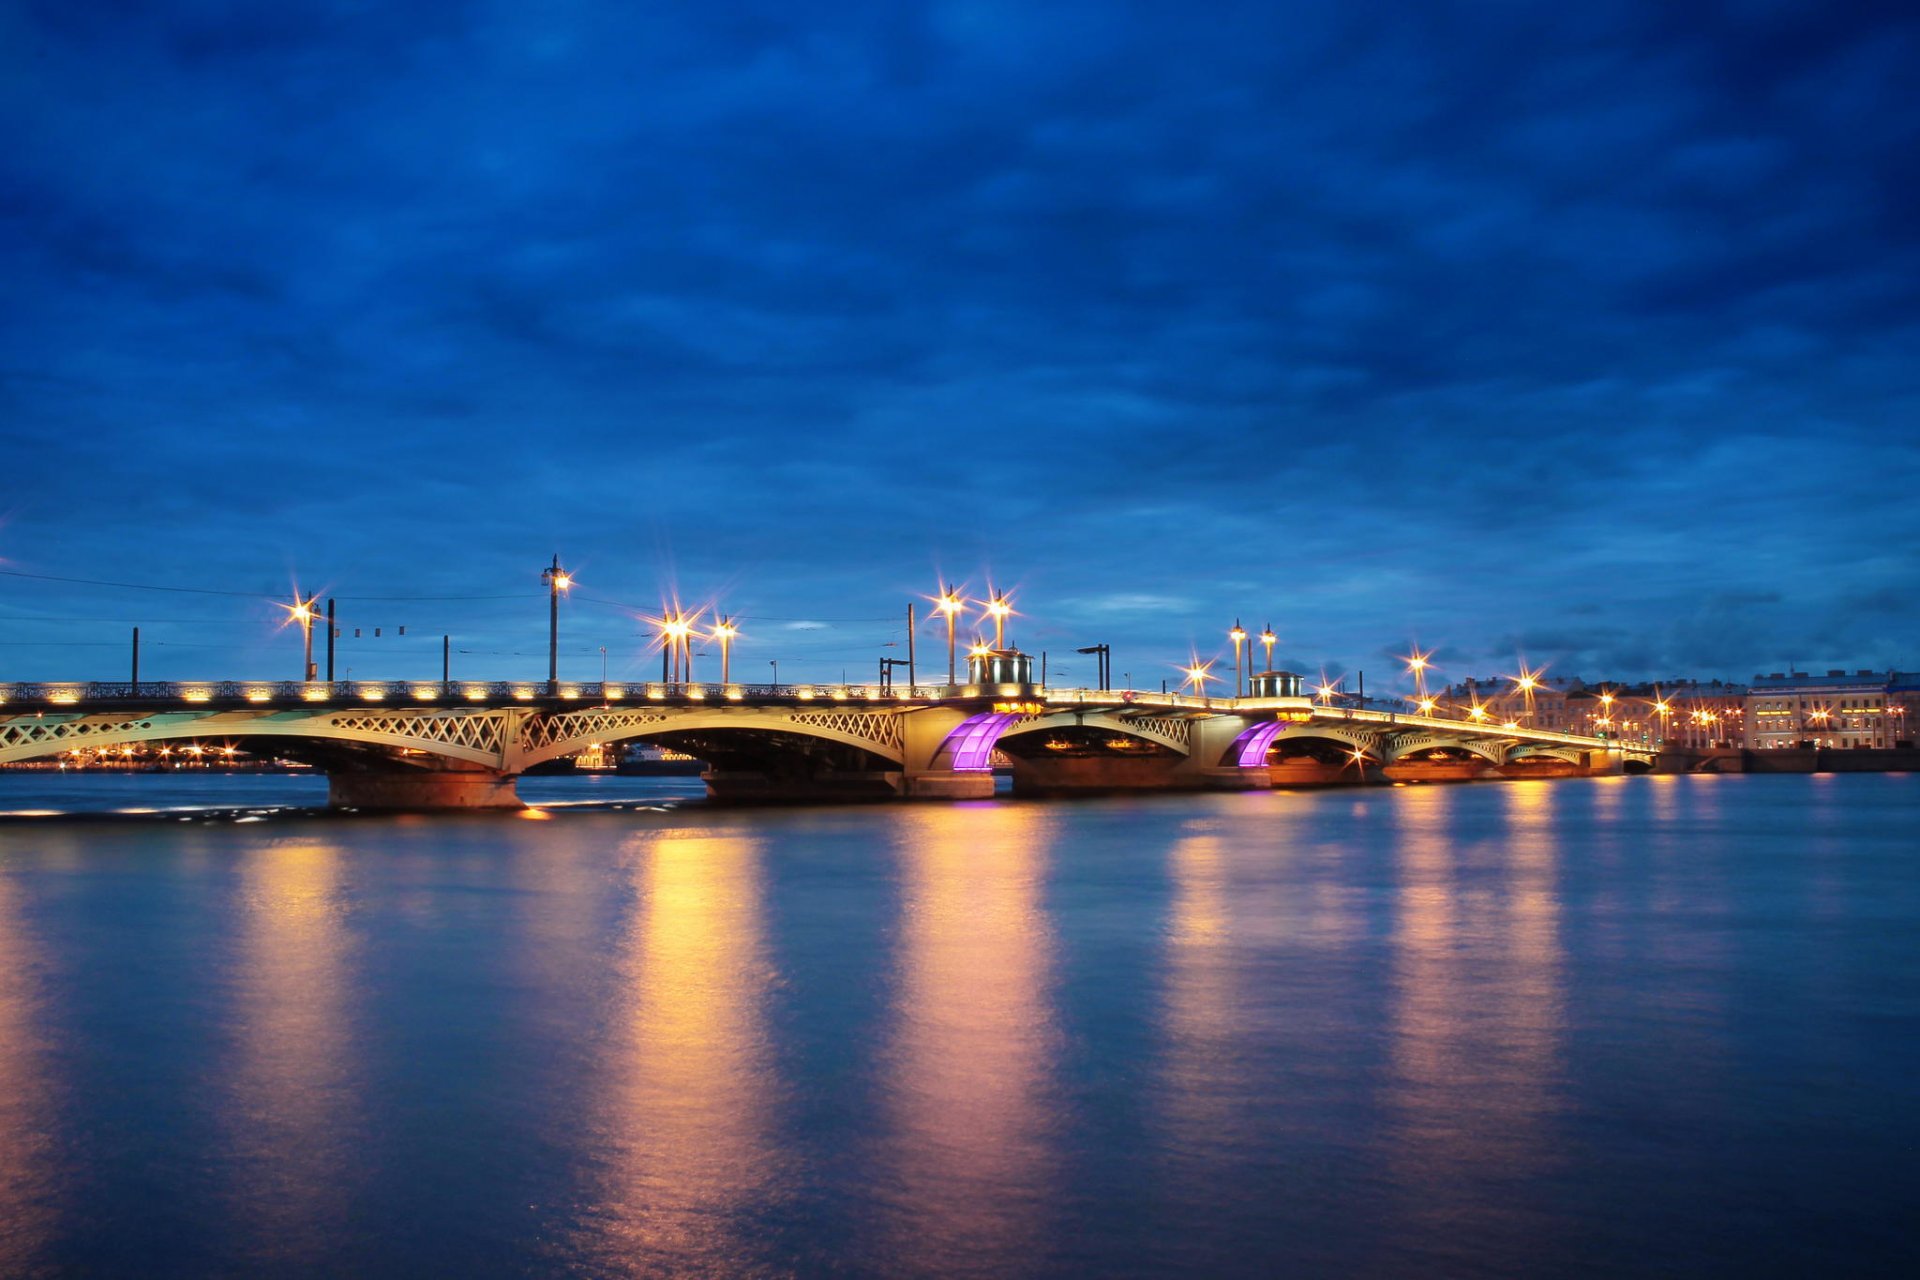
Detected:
left=509, top=705, right=909, bottom=771
left=995, top=711, right=1193, bottom=757
left=0, top=710, right=513, bottom=770
left=1381, top=732, right=1508, bottom=765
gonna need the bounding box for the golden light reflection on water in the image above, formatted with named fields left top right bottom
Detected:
left=225, top=837, right=360, bottom=1266
left=1160, top=831, right=1238, bottom=1144
left=1386, top=783, right=1564, bottom=1247
left=0, top=873, right=57, bottom=1277
left=880, top=804, right=1059, bottom=1275
left=581, top=831, right=775, bottom=1276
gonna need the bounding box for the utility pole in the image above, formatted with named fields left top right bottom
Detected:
left=130, top=626, right=140, bottom=687
left=443, top=635, right=451, bottom=686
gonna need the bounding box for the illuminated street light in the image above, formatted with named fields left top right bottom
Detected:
left=541, top=555, right=572, bottom=695
left=1402, top=646, right=1434, bottom=703
left=1509, top=661, right=1545, bottom=724
left=712, top=616, right=738, bottom=685
left=985, top=589, right=1013, bottom=649
left=1184, top=660, right=1216, bottom=700
left=1229, top=621, right=1247, bottom=698
left=933, top=585, right=966, bottom=686
left=281, top=593, right=320, bottom=682
left=659, top=613, right=696, bottom=685
left=1260, top=625, right=1276, bottom=671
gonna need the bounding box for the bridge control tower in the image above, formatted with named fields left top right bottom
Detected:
left=1249, top=670, right=1305, bottom=698
left=966, top=648, right=1035, bottom=692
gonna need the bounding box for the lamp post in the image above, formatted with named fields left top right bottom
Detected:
left=1184, top=661, right=1215, bottom=705
left=986, top=591, right=1011, bottom=649
left=541, top=555, right=571, bottom=695
left=657, top=614, right=684, bottom=684
left=284, top=594, right=319, bottom=682
left=1075, top=643, right=1110, bottom=690
left=1229, top=621, right=1246, bottom=698
left=1404, top=647, right=1432, bottom=704
left=935, top=585, right=964, bottom=686
left=769, top=658, right=779, bottom=689
left=712, top=616, right=737, bottom=685
left=1260, top=625, right=1275, bottom=673
left=1511, top=664, right=1542, bottom=725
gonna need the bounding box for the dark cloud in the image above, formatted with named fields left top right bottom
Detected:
left=2, top=0, right=1917, bottom=684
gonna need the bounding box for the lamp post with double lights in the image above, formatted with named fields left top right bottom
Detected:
left=658, top=613, right=694, bottom=685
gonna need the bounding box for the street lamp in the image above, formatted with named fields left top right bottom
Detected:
left=1184, top=660, right=1215, bottom=701
left=712, top=616, right=738, bottom=685
left=1229, top=621, right=1246, bottom=698
left=934, top=585, right=965, bottom=686
left=1403, top=646, right=1433, bottom=703
left=1510, top=662, right=1543, bottom=724
left=659, top=613, right=694, bottom=685
left=985, top=590, right=1012, bottom=649
left=1259, top=625, right=1276, bottom=672
left=282, top=594, right=319, bottom=682
left=541, top=555, right=572, bottom=695
left=1075, top=643, right=1111, bottom=690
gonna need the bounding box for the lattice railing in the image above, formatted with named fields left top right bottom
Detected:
left=1122, top=715, right=1192, bottom=751
left=325, top=711, right=511, bottom=756
left=0, top=715, right=155, bottom=756
left=518, top=708, right=669, bottom=753
left=788, top=710, right=906, bottom=755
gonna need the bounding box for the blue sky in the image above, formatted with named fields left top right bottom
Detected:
left=3, top=0, right=1917, bottom=692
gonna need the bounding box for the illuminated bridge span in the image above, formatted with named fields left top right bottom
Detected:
left=0, top=673, right=1643, bottom=810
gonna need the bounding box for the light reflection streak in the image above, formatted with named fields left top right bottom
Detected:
left=1160, top=832, right=1238, bottom=1149
left=1385, top=784, right=1564, bottom=1252
left=880, top=805, right=1059, bottom=1274
left=581, top=832, right=775, bottom=1276
left=225, top=837, right=361, bottom=1267
left=0, top=872, right=58, bottom=1277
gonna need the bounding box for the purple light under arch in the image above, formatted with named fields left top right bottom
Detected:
left=1230, top=720, right=1290, bottom=768
left=940, top=712, right=1026, bottom=771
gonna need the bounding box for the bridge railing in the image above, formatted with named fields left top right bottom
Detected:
left=0, top=679, right=1229, bottom=709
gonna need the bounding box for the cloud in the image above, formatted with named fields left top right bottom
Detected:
left=1, top=1, right=1917, bottom=682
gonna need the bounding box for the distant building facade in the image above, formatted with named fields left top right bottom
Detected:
left=1746, top=670, right=1917, bottom=749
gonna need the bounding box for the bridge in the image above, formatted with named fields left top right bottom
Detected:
left=0, top=668, right=1643, bottom=809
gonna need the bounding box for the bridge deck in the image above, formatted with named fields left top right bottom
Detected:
left=0, top=679, right=1625, bottom=752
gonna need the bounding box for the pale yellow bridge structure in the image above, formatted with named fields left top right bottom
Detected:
left=0, top=670, right=1643, bottom=810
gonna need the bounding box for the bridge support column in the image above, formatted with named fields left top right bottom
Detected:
left=1170, top=715, right=1272, bottom=791
left=327, top=769, right=523, bottom=811
left=900, top=707, right=997, bottom=800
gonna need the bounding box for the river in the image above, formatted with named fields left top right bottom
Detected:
left=0, top=773, right=1913, bottom=1276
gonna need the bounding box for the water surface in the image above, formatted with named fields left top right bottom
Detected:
left=0, top=774, right=1914, bottom=1276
